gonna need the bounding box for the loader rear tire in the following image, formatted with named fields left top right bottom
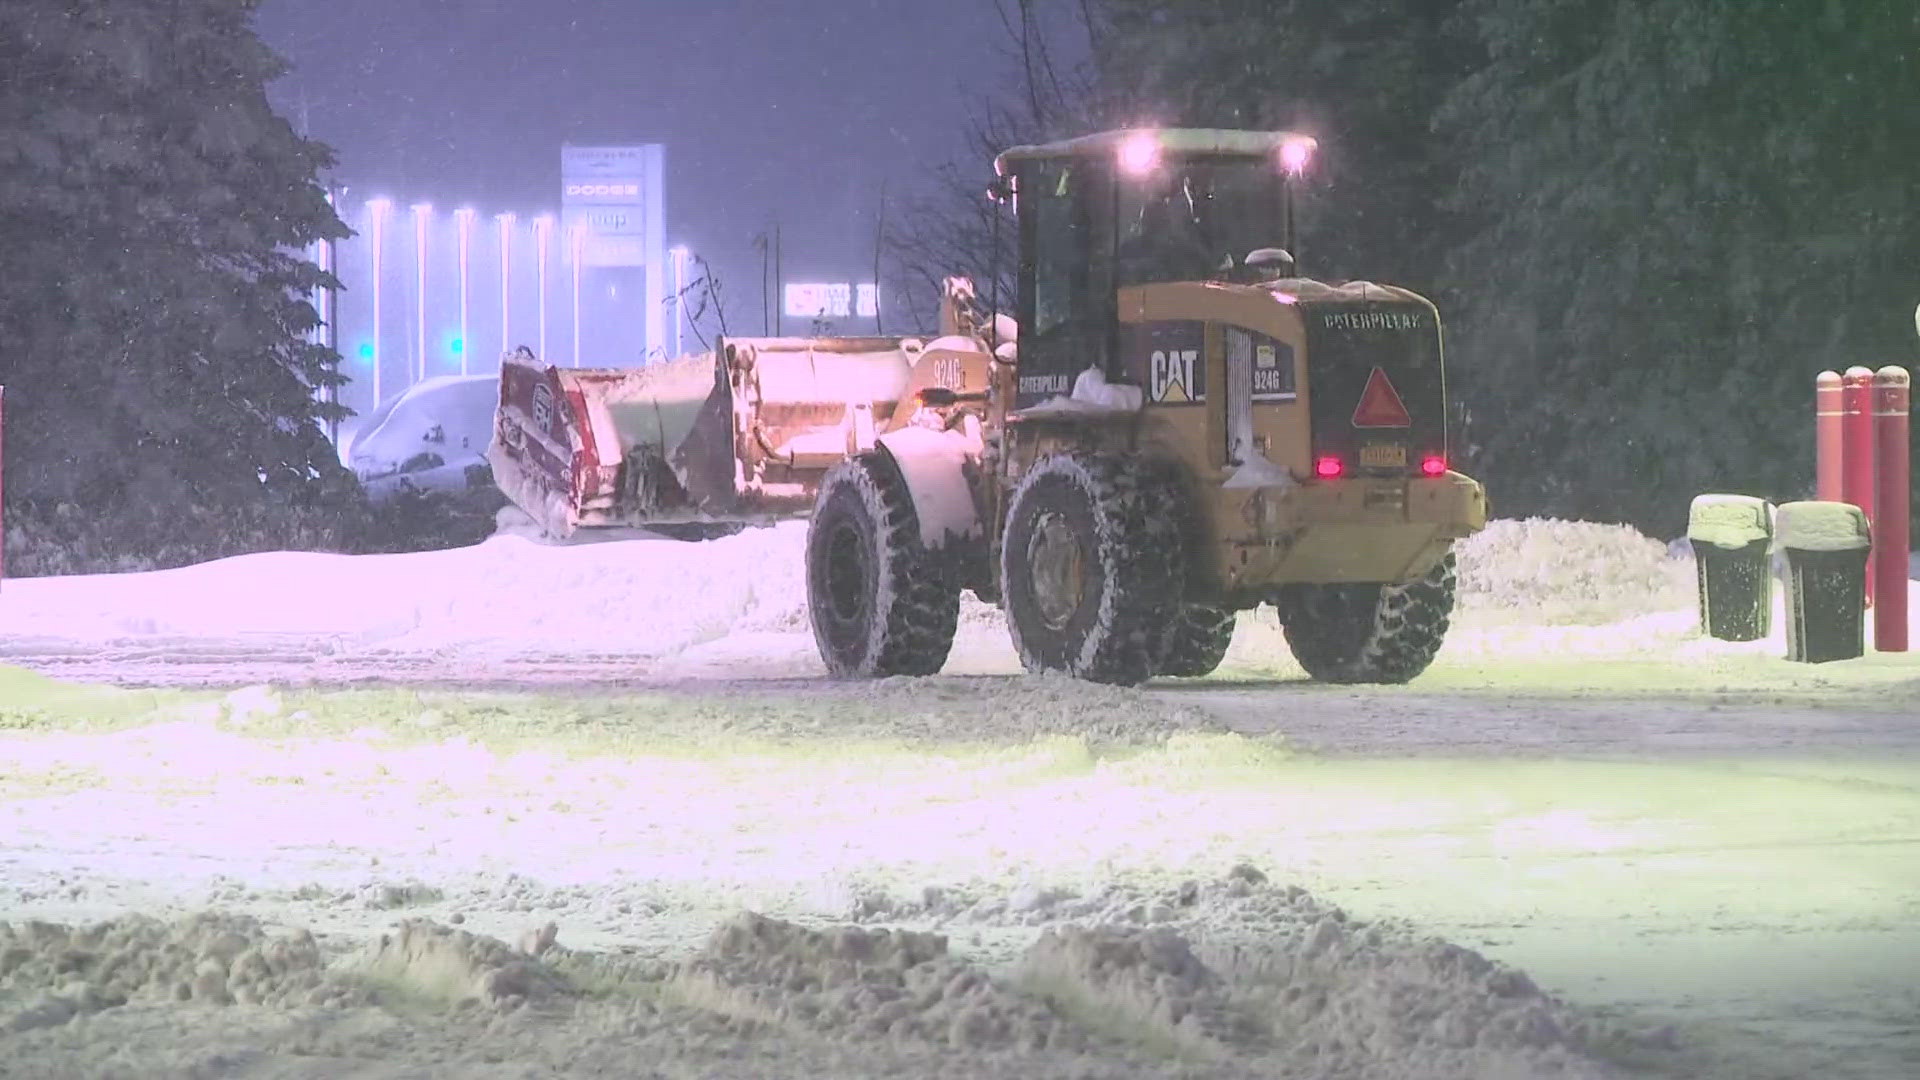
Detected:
left=1273, top=552, right=1456, bottom=684
left=1155, top=605, right=1236, bottom=678
left=1001, top=454, right=1183, bottom=686
left=806, top=451, right=960, bottom=677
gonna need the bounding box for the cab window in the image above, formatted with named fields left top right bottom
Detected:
left=1017, top=161, right=1117, bottom=402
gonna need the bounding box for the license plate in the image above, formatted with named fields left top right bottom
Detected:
left=1359, top=444, right=1407, bottom=468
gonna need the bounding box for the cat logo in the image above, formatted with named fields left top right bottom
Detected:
left=1150, top=348, right=1201, bottom=403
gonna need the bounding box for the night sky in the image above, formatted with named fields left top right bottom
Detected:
left=254, top=0, right=1042, bottom=341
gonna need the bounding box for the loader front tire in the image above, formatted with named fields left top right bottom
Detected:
left=806, top=451, right=960, bottom=677
left=1001, top=454, right=1183, bottom=686
left=1155, top=605, right=1237, bottom=678
left=1273, top=552, right=1456, bottom=684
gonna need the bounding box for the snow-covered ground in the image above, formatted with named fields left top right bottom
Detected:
left=0, top=518, right=1916, bottom=1078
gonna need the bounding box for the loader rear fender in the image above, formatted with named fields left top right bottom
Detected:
left=874, top=422, right=985, bottom=554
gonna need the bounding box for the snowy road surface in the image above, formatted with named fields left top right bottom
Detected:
left=1, top=518, right=1917, bottom=1078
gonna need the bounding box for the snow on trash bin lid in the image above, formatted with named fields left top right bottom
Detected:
left=1687, top=494, right=1772, bottom=549
left=1774, top=501, right=1871, bottom=552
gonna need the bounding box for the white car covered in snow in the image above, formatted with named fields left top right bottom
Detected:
left=344, top=375, right=501, bottom=502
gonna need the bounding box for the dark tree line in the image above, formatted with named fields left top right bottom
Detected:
left=1439, top=0, right=1920, bottom=534
left=0, top=0, right=361, bottom=573
left=893, top=0, right=1920, bottom=538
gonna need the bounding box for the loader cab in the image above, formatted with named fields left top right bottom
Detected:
left=994, top=129, right=1317, bottom=409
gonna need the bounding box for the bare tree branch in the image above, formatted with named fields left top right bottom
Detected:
left=880, top=0, right=1103, bottom=332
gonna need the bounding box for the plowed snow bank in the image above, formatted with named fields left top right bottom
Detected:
left=0, top=870, right=1644, bottom=1078
left=0, top=517, right=1699, bottom=656
left=1453, top=518, right=1693, bottom=623
left=677, top=913, right=1074, bottom=1050
left=0, top=912, right=354, bottom=1032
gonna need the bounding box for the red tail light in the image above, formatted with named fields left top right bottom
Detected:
left=1420, top=455, right=1448, bottom=477
left=1314, top=455, right=1345, bottom=479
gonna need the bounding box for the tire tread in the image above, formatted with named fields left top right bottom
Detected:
left=806, top=452, right=959, bottom=677
left=1276, top=553, right=1456, bottom=684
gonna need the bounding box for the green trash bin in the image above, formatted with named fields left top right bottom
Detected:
left=1687, top=494, right=1774, bottom=642
left=1775, top=501, right=1872, bottom=664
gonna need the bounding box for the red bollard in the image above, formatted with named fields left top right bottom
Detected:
left=1816, top=371, right=1845, bottom=502
left=0, top=385, right=6, bottom=592
left=1841, top=366, right=1877, bottom=606
left=1874, top=366, right=1910, bottom=652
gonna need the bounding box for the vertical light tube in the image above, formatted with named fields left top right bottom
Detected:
left=569, top=224, right=585, bottom=368
left=496, top=212, right=515, bottom=365
left=367, top=198, right=391, bottom=405
left=411, top=202, right=432, bottom=384
left=455, top=208, right=474, bottom=377
left=317, top=186, right=341, bottom=447
left=535, top=214, right=553, bottom=361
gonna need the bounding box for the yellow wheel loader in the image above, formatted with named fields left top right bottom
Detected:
left=803, top=128, right=1488, bottom=685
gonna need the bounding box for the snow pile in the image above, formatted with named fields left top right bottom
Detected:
left=845, top=868, right=1636, bottom=1077
left=5, top=506, right=1904, bottom=686
left=0, top=912, right=355, bottom=1032
left=1153, top=869, right=1626, bottom=1077
left=672, top=912, right=1075, bottom=1050
left=1020, top=924, right=1260, bottom=1055
left=0, top=512, right=1703, bottom=658
left=392, top=527, right=813, bottom=652
left=344, top=919, right=572, bottom=1010
left=0, top=522, right=814, bottom=657
left=1453, top=518, right=1692, bottom=623
left=358, top=882, right=448, bottom=910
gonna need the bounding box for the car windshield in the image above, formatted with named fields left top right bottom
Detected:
left=1115, top=158, right=1285, bottom=286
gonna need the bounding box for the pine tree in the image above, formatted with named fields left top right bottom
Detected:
left=1087, top=0, right=1473, bottom=292
left=1438, top=0, right=1920, bottom=533
left=0, top=0, right=354, bottom=572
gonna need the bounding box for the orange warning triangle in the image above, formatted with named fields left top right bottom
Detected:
left=1352, top=366, right=1412, bottom=428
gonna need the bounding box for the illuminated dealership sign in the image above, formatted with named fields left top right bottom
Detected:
left=563, top=183, right=642, bottom=198
left=559, top=145, right=661, bottom=268
left=785, top=282, right=879, bottom=320
left=559, top=143, right=667, bottom=358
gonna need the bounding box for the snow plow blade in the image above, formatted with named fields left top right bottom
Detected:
left=488, top=338, right=953, bottom=538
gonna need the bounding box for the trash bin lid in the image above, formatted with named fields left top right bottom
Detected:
left=1775, top=501, right=1870, bottom=551
left=1688, top=494, right=1772, bottom=549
